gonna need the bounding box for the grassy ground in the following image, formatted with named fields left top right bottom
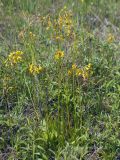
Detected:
left=0, top=0, right=120, bottom=159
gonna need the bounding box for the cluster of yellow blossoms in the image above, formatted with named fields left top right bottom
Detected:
left=56, top=7, right=73, bottom=37
left=5, top=49, right=92, bottom=79
left=68, top=63, right=92, bottom=80
left=54, top=50, right=92, bottom=80
left=5, top=51, right=23, bottom=66
left=54, top=50, right=64, bottom=60
left=29, top=64, right=43, bottom=75
left=41, top=7, right=75, bottom=41
left=5, top=50, right=43, bottom=76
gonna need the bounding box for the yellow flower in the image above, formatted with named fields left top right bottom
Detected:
left=72, top=64, right=77, bottom=70
left=68, top=69, right=72, bottom=76
left=54, top=50, right=64, bottom=60
left=76, top=68, right=83, bottom=76
left=29, top=64, right=43, bottom=75
left=82, top=63, right=92, bottom=80
left=68, top=64, right=81, bottom=76
left=5, top=51, right=23, bottom=66
left=84, top=63, right=92, bottom=71
left=107, top=33, right=115, bottom=43
left=82, top=71, right=89, bottom=80
left=88, top=63, right=92, bottom=68
left=54, top=35, right=64, bottom=41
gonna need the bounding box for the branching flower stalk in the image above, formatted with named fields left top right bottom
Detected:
left=54, top=50, right=64, bottom=134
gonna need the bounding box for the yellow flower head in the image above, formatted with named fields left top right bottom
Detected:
left=29, top=64, right=43, bottom=75
left=72, top=64, right=77, bottom=70
left=107, top=33, right=115, bottom=43
left=68, top=64, right=81, bottom=76
left=82, top=63, right=93, bottom=80
left=76, top=68, right=83, bottom=76
left=54, top=50, right=64, bottom=60
left=6, top=51, right=23, bottom=66
left=82, top=71, right=89, bottom=80
left=85, top=63, right=92, bottom=71
left=68, top=69, right=72, bottom=76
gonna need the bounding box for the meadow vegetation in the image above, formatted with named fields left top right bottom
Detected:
left=0, top=0, right=120, bottom=159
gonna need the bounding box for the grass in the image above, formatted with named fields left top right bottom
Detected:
left=0, top=0, right=120, bottom=159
